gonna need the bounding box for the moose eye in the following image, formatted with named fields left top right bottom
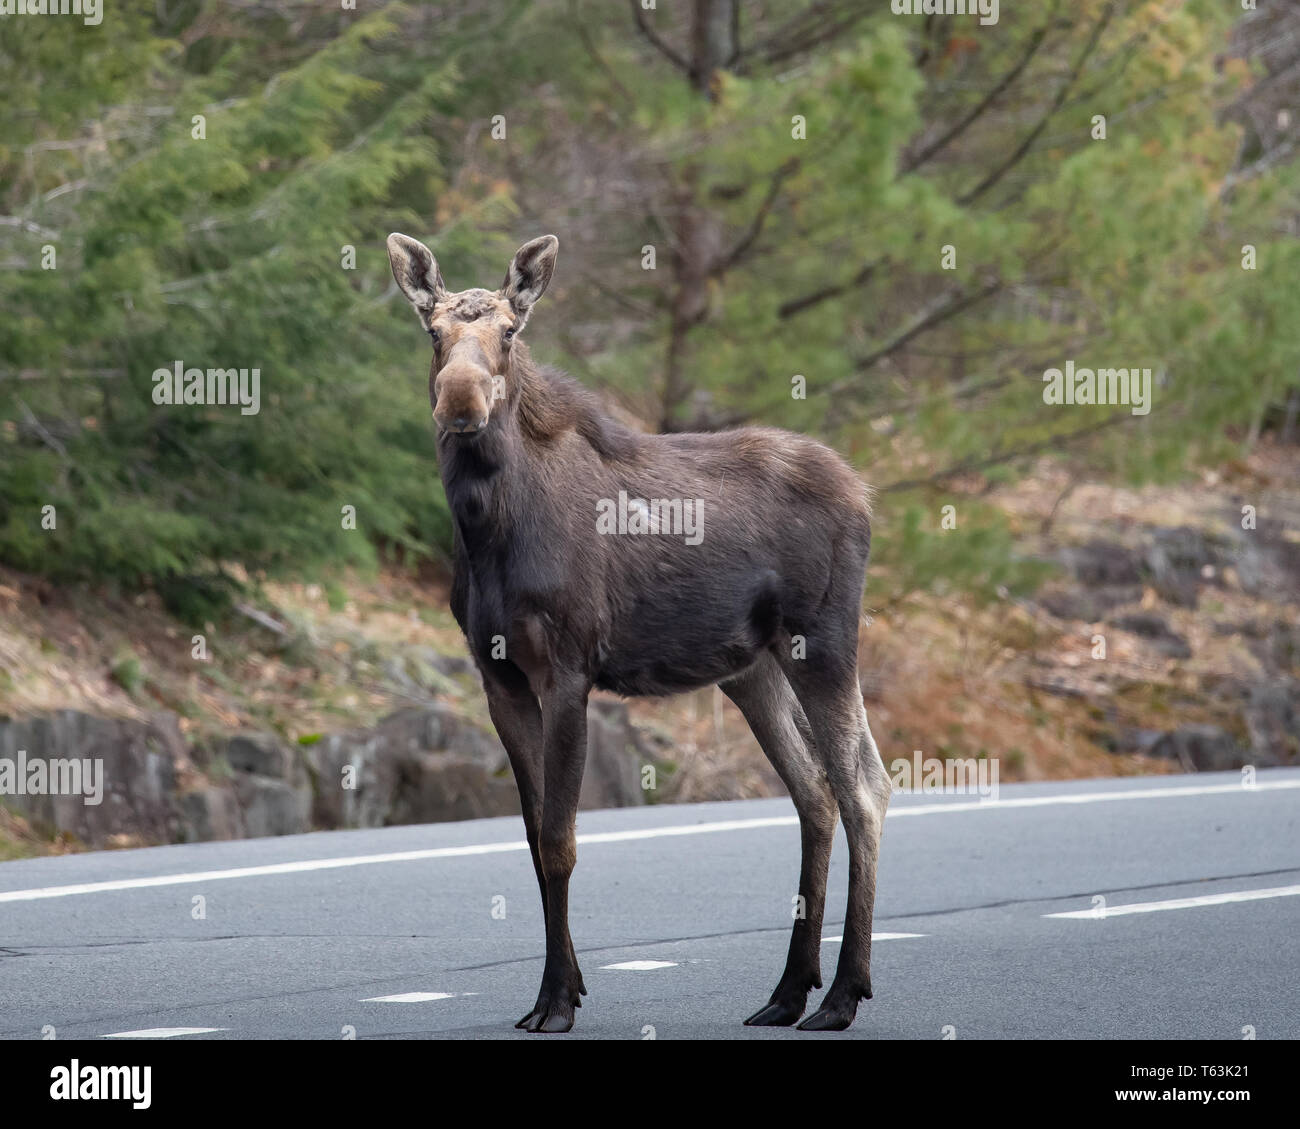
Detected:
left=503, top=326, right=516, bottom=344
left=428, top=327, right=441, bottom=345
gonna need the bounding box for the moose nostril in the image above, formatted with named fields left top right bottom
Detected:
left=451, top=416, right=470, bottom=431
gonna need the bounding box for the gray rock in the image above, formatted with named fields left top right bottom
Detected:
left=1149, top=725, right=1243, bottom=771
left=582, top=699, right=648, bottom=810
left=0, top=710, right=181, bottom=847
left=387, top=752, right=520, bottom=825
left=177, top=785, right=242, bottom=842
left=225, top=732, right=293, bottom=780
left=1114, top=727, right=1165, bottom=754
left=303, top=703, right=516, bottom=830
left=233, top=773, right=312, bottom=838
left=1039, top=584, right=1142, bottom=622
left=1244, top=680, right=1300, bottom=766
left=1109, top=612, right=1193, bottom=659
left=1, top=676, right=668, bottom=846
left=1059, top=540, right=1143, bottom=587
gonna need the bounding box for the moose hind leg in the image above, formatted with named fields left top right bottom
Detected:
left=782, top=662, right=891, bottom=1032
left=721, top=654, right=838, bottom=1026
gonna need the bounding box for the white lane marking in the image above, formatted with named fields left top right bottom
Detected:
left=362, top=991, right=458, bottom=1003
left=2, top=778, right=1296, bottom=905
left=101, top=1027, right=225, bottom=1038
left=823, top=932, right=926, bottom=943
left=888, top=778, right=1300, bottom=818
left=1045, top=883, right=1300, bottom=919
left=600, top=960, right=678, bottom=971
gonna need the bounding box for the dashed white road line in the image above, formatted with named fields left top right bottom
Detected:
left=362, top=991, right=465, bottom=1003
left=100, top=1027, right=225, bottom=1038
left=1, top=777, right=1295, bottom=905
left=600, top=960, right=678, bottom=971
left=1045, top=883, right=1300, bottom=919
left=823, top=932, right=926, bottom=943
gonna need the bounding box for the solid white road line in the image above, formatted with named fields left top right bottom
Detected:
left=600, top=960, right=678, bottom=971
left=888, top=778, right=1300, bottom=818
left=2, top=777, right=1296, bottom=905
left=1045, top=883, right=1300, bottom=919
left=100, top=1027, right=225, bottom=1038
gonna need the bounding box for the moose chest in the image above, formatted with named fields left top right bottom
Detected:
left=457, top=539, right=580, bottom=686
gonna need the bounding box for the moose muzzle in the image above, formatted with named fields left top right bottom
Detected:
left=432, top=341, right=494, bottom=434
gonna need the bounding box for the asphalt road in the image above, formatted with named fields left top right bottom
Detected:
left=1, top=769, right=1297, bottom=1040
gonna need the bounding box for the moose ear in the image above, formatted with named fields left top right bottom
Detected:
left=500, top=235, right=559, bottom=318
left=387, top=233, right=446, bottom=310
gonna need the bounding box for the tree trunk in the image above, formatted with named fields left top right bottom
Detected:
left=689, top=0, right=737, bottom=98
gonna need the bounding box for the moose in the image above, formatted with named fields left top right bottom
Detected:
left=386, top=231, right=891, bottom=1033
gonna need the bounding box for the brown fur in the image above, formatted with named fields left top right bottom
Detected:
left=386, top=232, right=891, bottom=1033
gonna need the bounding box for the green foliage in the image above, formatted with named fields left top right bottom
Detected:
left=109, top=651, right=143, bottom=695
left=0, top=3, right=513, bottom=587
left=874, top=503, right=1053, bottom=605
left=2, top=1, right=1298, bottom=608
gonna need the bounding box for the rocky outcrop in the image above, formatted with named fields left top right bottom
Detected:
left=301, top=705, right=520, bottom=831
left=0, top=697, right=667, bottom=849
left=1033, top=506, right=1300, bottom=773
left=1148, top=725, right=1242, bottom=772
left=0, top=710, right=182, bottom=845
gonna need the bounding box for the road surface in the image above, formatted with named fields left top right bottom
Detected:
left=1, top=769, right=1297, bottom=1039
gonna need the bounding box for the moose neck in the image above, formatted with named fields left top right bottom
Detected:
left=436, top=344, right=542, bottom=557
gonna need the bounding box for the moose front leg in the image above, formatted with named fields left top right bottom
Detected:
left=482, top=668, right=548, bottom=928
left=517, top=677, right=590, bottom=1033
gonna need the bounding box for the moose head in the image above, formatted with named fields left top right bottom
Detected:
left=386, top=233, right=559, bottom=435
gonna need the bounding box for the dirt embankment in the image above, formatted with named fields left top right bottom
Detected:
left=1, top=446, right=1296, bottom=856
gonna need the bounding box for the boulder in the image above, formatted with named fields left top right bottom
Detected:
left=1058, top=540, right=1143, bottom=587
left=1108, top=612, right=1192, bottom=659
left=225, top=732, right=294, bottom=780
left=1038, top=583, right=1142, bottom=623
left=303, top=704, right=516, bottom=829
left=1244, top=680, right=1300, bottom=766
left=0, top=709, right=181, bottom=847
left=582, top=699, right=649, bottom=809
left=1143, top=526, right=1230, bottom=607
left=1149, top=725, right=1243, bottom=771
left=1, top=681, right=667, bottom=846
left=177, top=786, right=242, bottom=842
left=233, top=773, right=312, bottom=838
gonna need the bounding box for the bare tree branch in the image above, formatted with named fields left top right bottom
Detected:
left=845, top=277, right=1003, bottom=379
left=957, top=2, right=1115, bottom=206
left=628, top=0, right=691, bottom=73
left=901, top=19, right=1053, bottom=175
left=712, top=157, right=799, bottom=274
left=878, top=411, right=1136, bottom=494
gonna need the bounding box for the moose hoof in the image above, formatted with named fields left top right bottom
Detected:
left=796, top=983, right=867, bottom=1031
left=516, top=985, right=581, bottom=1033
left=516, top=1005, right=576, bottom=1033
left=519, top=1008, right=574, bottom=1033
left=744, top=995, right=808, bottom=1027
left=796, top=1004, right=855, bottom=1031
